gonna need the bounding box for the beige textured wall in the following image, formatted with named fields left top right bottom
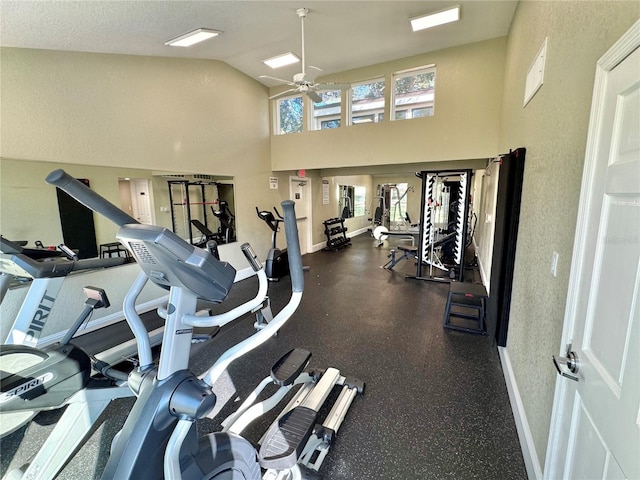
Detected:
left=498, top=1, right=639, bottom=468
left=0, top=47, right=294, bottom=266
left=271, top=37, right=507, bottom=170
left=0, top=159, right=166, bottom=247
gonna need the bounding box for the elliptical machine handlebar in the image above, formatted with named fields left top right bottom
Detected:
left=280, top=200, right=303, bottom=293
left=241, top=243, right=262, bottom=272
left=46, top=169, right=139, bottom=227
left=181, top=200, right=303, bottom=329
left=199, top=199, right=304, bottom=387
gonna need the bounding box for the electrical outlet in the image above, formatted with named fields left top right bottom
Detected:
left=551, top=251, right=559, bottom=277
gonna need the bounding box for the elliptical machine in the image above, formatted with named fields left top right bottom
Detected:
left=45, top=170, right=363, bottom=480
left=256, top=206, right=289, bottom=282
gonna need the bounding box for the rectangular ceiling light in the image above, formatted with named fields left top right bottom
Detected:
left=165, top=28, right=221, bottom=47
left=263, top=52, right=301, bottom=69
left=410, top=5, right=460, bottom=32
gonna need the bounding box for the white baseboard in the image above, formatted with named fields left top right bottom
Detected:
left=310, top=228, right=369, bottom=253
left=234, top=266, right=256, bottom=282
left=311, top=242, right=327, bottom=253
left=347, top=227, right=369, bottom=238
left=38, top=295, right=170, bottom=346
left=477, top=252, right=489, bottom=288
left=38, top=267, right=256, bottom=347
left=499, top=346, right=543, bottom=480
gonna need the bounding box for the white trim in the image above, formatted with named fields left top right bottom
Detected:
left=234, top=266, right=256, bottom=282
left=347, top=226, right=370, bottom=238
left=546, top=19, right=640, bottom=478
left=499, top=346, right=543, bottom=480
left=311, top=241, right=327, bottom=253
left=37, top=295, right=169, bottom=347
left=311, top=227, right=369, bottom=253
left=289, top=175, right=313, bottom=255
left=36, top=266, right=255, bottom=347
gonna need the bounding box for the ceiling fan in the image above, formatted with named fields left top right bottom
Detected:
left=260, top=8, right=350, bottom=103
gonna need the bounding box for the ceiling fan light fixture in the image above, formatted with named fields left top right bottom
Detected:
left=263, top=52, right=301, bottom=69
left=410, top=5, right=460, bottom=32
left=165, top=28, right=221, bottom=47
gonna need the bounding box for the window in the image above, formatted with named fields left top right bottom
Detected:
left=339, top=185, right=366, bottom=218
left=275, top=95, right=303, bottom=135
left=389, top=183, right=409, bottom=227
left=392, top=66, right=435, bottom=121
left=350, top=78, right=385, bottom=125
left=312, top=90, right=342, bottom=130
left=353, top=186, right=366, bottom=217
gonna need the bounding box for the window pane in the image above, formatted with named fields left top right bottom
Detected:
left=354, top=186, right=366, bottom=217
left=312, top=90, right=341, bottom=131
left=277, top=95, right=303, bottom=134
left=412, top=107, right=432, bottom=118
left=389, top=183, right=409, bottom=227
left=393, top=68, right=435, bottom=121
left=352, top=114, right=375, bottom=124
left=321, top=119, right=341, bottom=129
left=351, top=79, right=385, bottom=125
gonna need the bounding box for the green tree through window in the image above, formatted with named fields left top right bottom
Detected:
left=278, top=96, right=303, bottom=134
left=393, top=67, right=436, bottom=121
left=394, top=72, right=435, bottom=95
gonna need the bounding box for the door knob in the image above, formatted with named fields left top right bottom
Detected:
left=552, top=343, right=580, bottom=382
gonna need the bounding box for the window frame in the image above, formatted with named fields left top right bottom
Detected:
left=349, top=77, right=386, bottom=126
left=274, top=94, right=304, bottom=135
left=391, top=65, right=436, bottom=122
left=310, top=89, right=343, bottom=131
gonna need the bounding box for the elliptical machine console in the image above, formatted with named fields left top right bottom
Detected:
left=256, top=206, right=289, bottom=282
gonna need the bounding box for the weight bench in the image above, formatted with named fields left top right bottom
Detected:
left=382, top=245, right=418, bottom=270
left=190, top=219, right=222, bottom=247
left=382, top=232, right=457, bottom=271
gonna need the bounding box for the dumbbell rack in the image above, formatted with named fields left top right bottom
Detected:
left=323, top=218, right=351, bottom=251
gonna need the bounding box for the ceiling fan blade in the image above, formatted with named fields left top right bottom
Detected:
left=259, top=75, right=295, bottom=86
left=315, top=83, right=351, bottom=91
left=269, top=88, right=298, bottom=100
left=306, top=90, right=323, bottom=103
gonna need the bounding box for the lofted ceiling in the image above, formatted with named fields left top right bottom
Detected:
left=0, top=1, right=518, bottom=88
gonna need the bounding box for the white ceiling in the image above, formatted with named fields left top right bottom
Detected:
left=0, top=1, right=518, bottom=88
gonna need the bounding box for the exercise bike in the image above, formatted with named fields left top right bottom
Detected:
left=0, top=285, right=137, bottom=480
left=256, top=206, right=289, bottom=282
left=0, top=237, right=126, bottom=347
left=47, top=170, right=363, bottom=480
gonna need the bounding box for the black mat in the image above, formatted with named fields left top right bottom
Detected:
left=1, top=233, right=527, bottom=479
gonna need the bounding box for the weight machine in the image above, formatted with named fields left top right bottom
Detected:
left=408, top=169, right=473, bottom=283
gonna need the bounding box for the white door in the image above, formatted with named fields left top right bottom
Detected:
left=289, top=176, right=311, bottom=255
left=546, top=25, right=640, bottom=480
left=130, top=179, right=154, bottom=225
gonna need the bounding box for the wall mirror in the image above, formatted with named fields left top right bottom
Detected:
left=0, top=159, right=236, bottom=261
left=338, top=185, right=366, bottom=219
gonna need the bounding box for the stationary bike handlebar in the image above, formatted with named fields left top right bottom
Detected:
left=0, top=253, right=126, bottom=280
